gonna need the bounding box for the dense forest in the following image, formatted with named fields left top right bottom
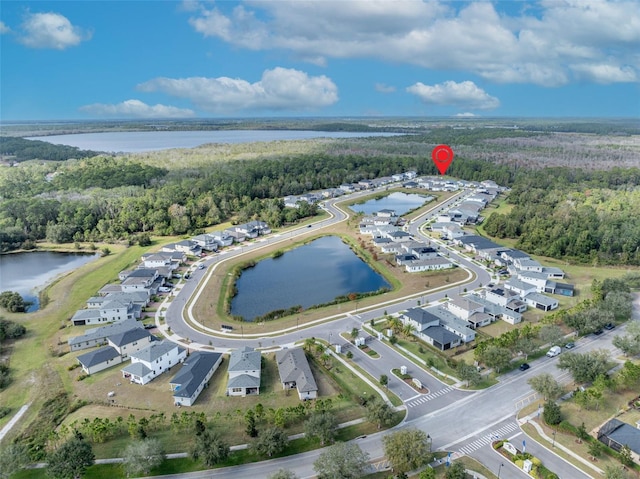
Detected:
left=0, top=131, right=638, bottom=266
left=0, top=137, right=104, bottom=163
left=483, top=167, right=640, bottom=265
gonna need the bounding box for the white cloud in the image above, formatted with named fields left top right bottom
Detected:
left=138, top=67, right=338, bottom=113
left=375, top=83, right=396, bottom=93
left=18, top=12, right=90, bottom=49
left=570, top=63, right=638, bottom=84
left=186, top=0, right=640, bottom=86
left=455, top=112, right=476, bottom=117
left=0, top=21, right=10, bottom=34
left=407, top=81, right=500, bottom=110
left=79, top=100, right=195, bottom=118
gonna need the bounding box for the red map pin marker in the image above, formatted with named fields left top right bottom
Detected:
left=432, top=144, right=454, bottom=175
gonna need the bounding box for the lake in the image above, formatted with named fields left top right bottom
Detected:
left=230, top=236, right=390, bottom=321
left=0, top=251, right=100, bottom=312
left=27, top=130, right=405, bottom=153
left=350, top=191, right=434, bottom=216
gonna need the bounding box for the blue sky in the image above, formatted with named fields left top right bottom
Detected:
left=1, top=0, right=639, bottom=120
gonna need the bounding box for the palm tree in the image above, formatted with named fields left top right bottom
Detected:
left=304, top=337, right=315, bottom=352
left=402, top=323, right=416, bottom=340
left=388, top=316, right=403, bottom=334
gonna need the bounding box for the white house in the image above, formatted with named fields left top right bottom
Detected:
left=405, top=257, right=453, bottom=273
left=275, top=348, right=318, bottom=400
left=121, top=340, right=186, bottom=385
left=227, top=346, right=261, bottom=396
left=170, top=352, right=223, bottom=406
left=107, top=328, right=154, bottom=358
left=77, top=346, right=123, bottom=375
left=68, top=319, right=143, bottom=352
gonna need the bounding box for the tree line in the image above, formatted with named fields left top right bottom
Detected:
left=0, top=136, right=104, bottom=163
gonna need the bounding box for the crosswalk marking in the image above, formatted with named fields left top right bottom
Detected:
left=406, top=387, right=453, bottom=407
left=456, top=422, right=519, bottom=456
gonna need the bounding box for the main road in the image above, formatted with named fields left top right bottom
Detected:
left=157, top=187, right=612, bottom=478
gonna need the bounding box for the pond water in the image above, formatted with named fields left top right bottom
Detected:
left=27, top=130, right=405, bottom=153
left=230, top=236, right=390, bottom=321
left=349, top=191, right=434, bottom=216
left=0, top=251, right=100, bottom=312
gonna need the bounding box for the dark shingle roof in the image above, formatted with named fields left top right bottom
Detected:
left=171, top=352, right=222, bottom=399
left=108, top=328, right=153, bottom=347
left=275, top=348, right=318, bottom=393
left=77, top=346, right=120, bottom=368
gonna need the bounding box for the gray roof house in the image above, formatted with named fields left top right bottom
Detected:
left=227, top=346, right=261, bottom=396
left=77, top=346, right=123, bottom=375
left=170, top=352, right=223, bottom=406
left=275, top=348, right=318, bottom=400
left=68, top=319, right=143, bottom=352
left=598, top=419, right=640, bottom=460
left=107, top=328, right=154, bottom=357
left=422, top=326, right=461, bottom=351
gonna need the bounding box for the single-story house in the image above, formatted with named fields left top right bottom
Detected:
left=405, top=257, right=453, bottom=273
left=598, top=419, right=640, bottom=461
left=275, top=348, right=318, bottom=400
left=170, top=351, right=223, bottom=406
left=121, top=340, right=186, bottom=385
left=227, top=346, right=261, bottom=397
left=77, top=346, right=123, bottom=375
left=524, top=292, right=559, bottom=311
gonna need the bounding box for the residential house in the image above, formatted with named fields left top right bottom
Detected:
left=447, top=296, right=493, bottom=329
left=170, top=352, right=223, bottom=406
left=545, top=282, right=575, bottom=297
left=399, top=308, right=463, bottom=351
left=504, top=278, right=538, bottom=297
left=107, top=328, right=154, bottom=358
left=68, top=319, right=143, bottom=352
left=191, top=233, right=219, bottom=252
left=598, top=419, right=640, bottom=462
left=71, top=299, right=137, bottom=326
left=209, top=230, right=234, bottom=247
left=275, top=348, right=318, bottom=400
left=77, top=346, right=123, bottom=375
left=524, top=292, right=558, bottom=311
left=121, top=340, right=186, bottom=385
left=163, top=240, right=202, bottom=257
left=517, top=271, right=550, bottom=292
left=404, top=257, right=453, bottom=273
left=227, top=346, right=262, bottom=396
left=141, top=251, right=184, bottom=269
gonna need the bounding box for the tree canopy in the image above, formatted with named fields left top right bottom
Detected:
left=382, top=428, right=432, bottom=476
left=313, top=442, right=369, bottom=479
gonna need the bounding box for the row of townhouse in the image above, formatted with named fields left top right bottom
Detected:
left=188, top=220, right=272, bottom=252
left=360, top=210, right=455, bottom=274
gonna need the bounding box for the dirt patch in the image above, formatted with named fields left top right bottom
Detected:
left=402, top=378, right=428, bottom=394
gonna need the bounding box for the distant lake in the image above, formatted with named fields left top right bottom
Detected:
left=230, top=236, right=390, bottom=321
left=27, top=130, right=405, bottom=153
left=0, top=251, right=100, bottom=312
left=350, top=192, right=434, bottom=216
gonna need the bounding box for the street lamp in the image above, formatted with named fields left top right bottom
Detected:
left=329, top=332, right=332, bottom=345
left=552, top=430, right=556, bottom=448
left=426, top=434, right=432, bottom=453
left=497, top=463, right=504, bottom=479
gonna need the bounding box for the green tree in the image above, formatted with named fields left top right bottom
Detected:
left=0, top=443, right=29, bottom=479
left=46, top=437, right=94, bottom=479
left=253, top=427, right=288, bottom=457
left=305, top=412, right=338, bottom=446
left=481, top=346, right=512, bottom=373
left=588, top=440, right=604, bottom=460
left=619, top=444, right=634, bottom=467
left=577, top=422, right=589, bottom=443
left=365, top=398, right=394, bottom=429
left=601, top=291, right=633, bottom=321
left=528, top=373, right=563, bottom=400
left=612, top=321, right=640, bottom=357
left=350, top=328, right=360, bottom=341
left=313, top=442, right=370, bottom=479
left=191, top=428, right=229, bottom=466
left=445, top=461, right=466, bottom=479
left=456, top=362, right=481, bottom=387
left=121, top=438, right=164, bottom=477
left=379, top=374, right=389, bottom=389
left=542, top=400, right=562, bottom=426
left=557, top=350, right=611, bottom=384
left=245, top=409, right=258, bottom=438
left=419, top=467, right=436, bottom=479
left=538, top=324, right=564, bottom=346
left=0, top=291, right=26, bottom=313
left=382, top=428, right=432, bottom=476
left=604, top=464, right=629, bottom=479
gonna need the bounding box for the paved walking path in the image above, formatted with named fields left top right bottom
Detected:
left=0, top=403, right=30, bottom=442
